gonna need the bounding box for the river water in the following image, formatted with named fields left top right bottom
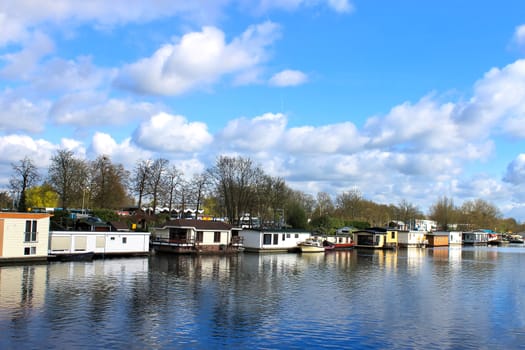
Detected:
left=1, top=246, right=525, bottom=349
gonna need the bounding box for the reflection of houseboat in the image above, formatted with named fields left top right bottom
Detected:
left=151, top=219, right=243, bottom=254
left=240, top=229, right=311, bottom=253
left=462, top=230, right=489, bottom=245
left=397, top=230, right=428, bottom=248
left=353, top=228, right=397, bottom=250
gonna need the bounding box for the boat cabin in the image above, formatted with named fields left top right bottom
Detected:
left=353, top=227, right=397, bottom=249
left=240, top=229, right=311, bottom=252
left=151, top=219, right=243, bottom=254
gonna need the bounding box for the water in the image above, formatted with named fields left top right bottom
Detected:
left=1, top=246, right=525, bottom=349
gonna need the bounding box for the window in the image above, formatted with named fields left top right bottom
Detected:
left=24, top=247, right=36, bottom=255
left=295, top=234, right=299, bottom=238
left=122, top=237, right=127, bottom=244
left=286, top=234, right=290, bottom=238
left=196, top=231, right=203, bottom=243
left=110, top=237, right=115, bottom=240
left=214, top=232, right=221, bottom=243
left=391, top=232, right=395, bottom=239
left=263, top=234, right=272, bottom=245
left=273, top=234, right=279, bottom=245
left=282, top=234, right=286, bottom=241
left=24, top=220, right=37, bottom=242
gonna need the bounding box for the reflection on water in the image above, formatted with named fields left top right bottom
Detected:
left=1, top=248, right=525, bottom=349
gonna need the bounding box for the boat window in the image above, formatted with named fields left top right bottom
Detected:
left=263, top=234, right=272, bottom=245
left=122, top=237, right=127, bottom=244
left=273, top=234, right=279, bottom=245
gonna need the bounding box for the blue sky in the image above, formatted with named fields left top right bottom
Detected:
left=2, top=0, right=525, bottom=220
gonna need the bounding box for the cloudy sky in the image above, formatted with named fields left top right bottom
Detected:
left=1, top=0, right=525, bottom=220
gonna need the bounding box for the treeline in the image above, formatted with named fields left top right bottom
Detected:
left=2, top=151, right=524, bottom=233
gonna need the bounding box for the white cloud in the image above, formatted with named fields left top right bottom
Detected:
left=50, top=92, right=159, bottom=127
left=327, top=0, right=353, bottom=13
left=269, top=69, right=308, bottom=87
left=504, top=154, right=525, bottom=185
left=513, top=24, right=525, bottom=49
left=0, top=90, right=50, bottom=133
left=252, top=0, right=354, bottom=14
left=218, top=113, right=287, bottom=151
left=90, top=132, right=151, bottom=167
left=115, top=21, right=281, bottom=95
left=0, top=134, right=56, bottom=168
left=285, top=122, right=367, bottom=154
left=0, top=31, right=54, bottom=79
left=133, top=112, right=213, bottom=152
left=455, top=59, right=525, bottom=139
left=32, top=56, right=111, bottom=93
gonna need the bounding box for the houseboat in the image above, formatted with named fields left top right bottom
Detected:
left=462, top=230, right=489, bottom=245
left=322, top=234, right=355, bottom=249
left=0, top=212, right=51, bottom=263
left=396, top=230, right=428, bottom=248
left=353, top=227, right=397, bottom=250
left=150, top=219, right=243, bottom=254
left=426, top=231, right=449, bottom=247
left=240, top=229, right=312, bottom=253
left=49, top=229, right=150, bottom=260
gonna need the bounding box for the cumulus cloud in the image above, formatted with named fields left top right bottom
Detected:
left=252, top=0, right=354, bottom=14
left=0, top=31, right=54, bottom=79
left=0, top=90, right=50, bottom=133
left=269, top=69, right=308, bottom=87
left=90, top=132, right=151, bottom=166
left=285, top=122, right=367, bottom=154
left=32, top=56, right=111, bottom=93
left=455, top=59, right=525, bottom=139
left=0, top=134, right=56, bottom=167
left=504, top=154, right=525, bottom=185
left=50, top=92, right=159, bottom=127
left=115, top=21, right=281, bottom=95
left=513, top=24, right=525, bottom=49
left=133, top=112, right=213, bottom=152
left=218, top=113, right=287, bottom=151
left=0, top=1, right=230, bottom=47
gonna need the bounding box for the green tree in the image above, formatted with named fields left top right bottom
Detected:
left=48, top=149, right=89, bottom=210
left=25, top=183, right=59, bottom=209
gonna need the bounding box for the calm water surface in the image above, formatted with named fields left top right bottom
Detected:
left=1, top=246, right=525, bottom=349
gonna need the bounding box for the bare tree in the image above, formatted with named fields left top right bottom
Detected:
left=429, top=196, right=457, bottom=231
left=189, top=172, right=210, bottom=219
left=162, top=165, right=183, bottom=213
left=132, top=159, right=151, bottom=211
left=208, top=156, right=262, bottom=224
left=10, top=156, right=41, bottom=212
left=89, top=155, right=130, bottom=209
left=48, top=149, right=89, bottom=210
left=147, top=158, right=169, bottom=213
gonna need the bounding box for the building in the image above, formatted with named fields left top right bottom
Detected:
left=397, top=230, right=428, bottom=248
left=0, top=212, right=51, bottom=263
left=426, top=231, right=450, bottom=247
left=462, top=230, right=489, bottom=245
left=353, top=227, right=398, bottom=249
left=150, top=219, right=243, bottom=254
left=49, top=230, right=150, bottom=258
left=240, top=229, right=311, bottom=253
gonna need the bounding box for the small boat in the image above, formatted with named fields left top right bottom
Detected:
left=52, top=251, right=95, bottom=262
left=298, top=239, right=325, bottom=253
left=509, top=235, right=524, bottom=244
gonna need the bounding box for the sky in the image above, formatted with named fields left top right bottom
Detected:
left=1, top=0, right=525, bottom=220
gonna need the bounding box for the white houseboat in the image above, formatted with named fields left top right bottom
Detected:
left=49, top=230, right=150, bottom=260
left=240, top=229, right=312, bottom=253
left=0, top=212, right=51, bottom=263
left=150, top=219, right=243, bottom=254
left=397, top=230, right=428, bottom=248
left=462, top=230, right=489, bottom=245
